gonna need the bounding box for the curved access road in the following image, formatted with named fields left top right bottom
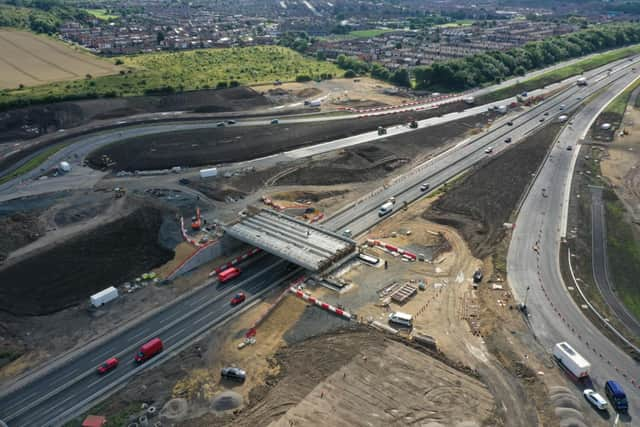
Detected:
left=1, top=55, right=640, bottom=427
left=590, top=187, right=640, bottom=337
left=508, top=70, right=640, bottom=423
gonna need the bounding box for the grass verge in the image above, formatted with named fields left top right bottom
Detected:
left=0, top=143, right=68, bottom=185
left=603, top=190, right=640, bottom=319
left=478, top=44, right=640, bottom=104
left=603, top=76, right=640, bottom=115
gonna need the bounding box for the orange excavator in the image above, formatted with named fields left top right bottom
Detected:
left=191, top=207, right=202, bottom=230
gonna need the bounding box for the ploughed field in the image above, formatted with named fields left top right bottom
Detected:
left=87, top=101, right=467, bottom=171
left=0, top=29, right=120, bottom=89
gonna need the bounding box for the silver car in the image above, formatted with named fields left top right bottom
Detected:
left=584, top=389, right=608, bottom=410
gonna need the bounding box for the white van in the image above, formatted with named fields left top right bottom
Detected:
left=378, top=201, right=394, bottom=217
left=389, top=312, right=413, bottom=327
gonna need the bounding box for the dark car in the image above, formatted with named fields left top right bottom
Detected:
left=473, top=270, right=483, bottom=283
left=227, top=120, right=236, bottom=125
left=566, top=146, right=573, bottom=151
left=216, top=122, right=225, bottom=127
left=230, top=292, right=246, bottom=306
left=539, top=118, right=545, bottom=122
left=504, top=137, right=512, bottom=143
left=507, top=121, right=513, bottom=126
left=221, top=367, right=246, bottom=382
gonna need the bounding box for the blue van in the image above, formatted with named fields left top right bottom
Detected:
left=605, top=380, right=628, bottom=412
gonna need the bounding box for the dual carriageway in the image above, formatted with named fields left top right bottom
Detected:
left=2, top=54, right=640, bottom=426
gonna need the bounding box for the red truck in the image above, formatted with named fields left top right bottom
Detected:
left=134, top=338, right=163, bottom=363
left=218, top=266, right=241, bottom=283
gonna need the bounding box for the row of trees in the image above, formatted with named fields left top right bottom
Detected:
left=414, top=23, right=640, bottom=91
left=0, top=0, right=90, bottom=34
left=335, top=54, right=411, bottom=87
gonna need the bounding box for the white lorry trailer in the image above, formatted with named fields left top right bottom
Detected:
left=90, top=286, right=119, bottom=308
left=199, top=167, right=218, bottom=179
left=553, top=342, right=590, bottom=379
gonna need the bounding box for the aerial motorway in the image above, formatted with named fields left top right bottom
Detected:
left=508, top=64, right=640, bottom=422
left=1, top=53, right=640, bottom=426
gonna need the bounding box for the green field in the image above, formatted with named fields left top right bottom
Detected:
left=0, top=46, right=341, bottom=109
left=85, top=8, right=118, bottom=20
left=604, top=191, right=640, bottom=320
left=478, top=44, right=640, bottom=104
left=437, top=20, right=475, bottom=28
left=321, top=28, right=396, bottom=41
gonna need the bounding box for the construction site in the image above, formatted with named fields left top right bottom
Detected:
left=1, top=68, right=636, bottom=427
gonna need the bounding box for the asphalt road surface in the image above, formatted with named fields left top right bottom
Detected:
left=590, top=187, right=640, bottom=337
left=0, top=254, right=301, bottom=426
left=508, top=72, right=640, bottom=423
left=1, top=56, right=640, bottom=426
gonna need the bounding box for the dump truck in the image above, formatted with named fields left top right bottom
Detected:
left=377, top=126, right=387, bottom=135
left=553, top=342, right=590, bottom=380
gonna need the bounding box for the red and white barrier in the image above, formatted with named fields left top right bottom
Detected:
left=309, top=213, right=324, bottom=223
left=180, top=217, right=205, bottom=247
left=245, top=275, right=307, bottom=338
left=289, top=287, right=353, bottom=320
left=367, top=239, right=417, bottom=261
left=209, top=247, right=262, bottom=277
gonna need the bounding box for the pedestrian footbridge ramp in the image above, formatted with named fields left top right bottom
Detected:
left=225, top=209, right=356, bottom=271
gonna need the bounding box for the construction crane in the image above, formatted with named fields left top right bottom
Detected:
left=191, top=207, right=202, bottom=231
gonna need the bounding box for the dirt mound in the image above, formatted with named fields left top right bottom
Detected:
left=269, top=190, right=349, bottom=203
left=0, top=87, right=270, bottom=142
left=275, top=147, right=409, bottom=186
left=86, top=102, right=469, bottom=172
left=424, top=123, right=561, bottom=259
left=0, top=207, right=174, bottom=316
left=296, top=88, right=321, bottom=98
left=211, top=391, right=243, bottom=412
left=590, top=111, right=621, bottom=142
left=0, top=213, right=45, bottom=264
left=224, top=328, right=493, bottom=427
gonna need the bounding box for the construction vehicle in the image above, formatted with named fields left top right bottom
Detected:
left=409, top=120, right=418, bottom=129
left=191, top=207, right=202, bottom=230
left=377, top=126, right=387, bottom=135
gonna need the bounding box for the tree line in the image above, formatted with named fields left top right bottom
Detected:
left=414, top=23, right=640, bottom=91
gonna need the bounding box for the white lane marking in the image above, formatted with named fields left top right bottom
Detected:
left=51, top=393, right=77, bottom=410
left=127, top=328, right=151, bottom=343
left=85, top=374, right=106, bottom=389
left=163, top=327, right=186, bottom=344
left=194, top=314, right=213, bottom=325
left=188, top=294, right=210, bottom=307
left=89, top=346, right=119, bottom=363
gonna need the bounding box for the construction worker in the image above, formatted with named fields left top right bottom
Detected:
left=384, top=260, right=388, bottom=270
